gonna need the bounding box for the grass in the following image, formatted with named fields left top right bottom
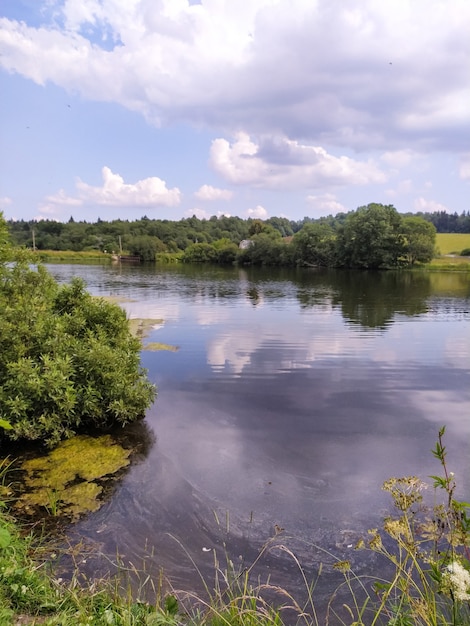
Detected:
left=32, top=250, right=113, bottom=262
left=424, top=257, right=470, bottom=272
left=1, top=428, right=470, bottom=625
left=435, top=233, right=470, bottom=256
left=414, top=234, right=470, bottom=271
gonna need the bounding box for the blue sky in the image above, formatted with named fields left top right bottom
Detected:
left=1, top=0, right=469, bottom=223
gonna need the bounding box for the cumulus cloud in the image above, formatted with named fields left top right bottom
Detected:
left=39, top=166, right=181, bottom=216
left=246, top=205, right=268, bottom=219
left=210, top=133, right=386, bottom=189
left=76, top=167, right=180, bottom=207
left=0, top=197, right=12, bottom=209
left=194, top=184, right=233, bottom=201
left=184, top=208, right=210, bottom=220
left=184, top=208, right=231, bottom=220
left=1, top=0, right=469, bottom=151
left=306, top=194, right=347, bottom=215
left=44, top=189, right=82, bottom=207
left=413, top=197, right=449, bottom=213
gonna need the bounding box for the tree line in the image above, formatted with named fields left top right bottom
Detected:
left=7, top=202, right=460, bottom=268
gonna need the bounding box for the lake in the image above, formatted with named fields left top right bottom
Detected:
left=37, top=264, right=470, bottom=614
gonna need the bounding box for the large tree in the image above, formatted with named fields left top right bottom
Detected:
left=336, top=203, right=405, bottom=269
left=401, top=216, right=436, bottom=265
left=293, top=222, right=337, bottom=267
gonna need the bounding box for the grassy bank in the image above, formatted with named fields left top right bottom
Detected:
left=0, top=503, right=178, bottom=625
left=32, top=250, right=114, bottom=262
left=2, top=428, right=470, bottom=625
left=423, top=256, right=470, bottom=271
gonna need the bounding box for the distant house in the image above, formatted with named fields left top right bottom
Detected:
left=239, top=239, right=254, bottom=249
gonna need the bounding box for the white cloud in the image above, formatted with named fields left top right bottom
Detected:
left=413, top=197, right=449, bottom=213
left=45, top=189, right=83, bottom=206
left=184, top=207, right=209, bottom=220
left=76, top=167, right=181, bottom=207
left=184, top=208, right=232, bottom=220
left=1, top=0, right=469, bottom=151
left=246, top=205, right=268, bottom=219
left=40, top=166, right=181, bottom=215
left=306, top=193, right=347, bottom=214
left=0, top=197, right=12, bottom=209
left=35, top=205, right=62, bottom=219
left=210, top=133, right=386, bottom=189
left=194, top=184, right=233, bottom=201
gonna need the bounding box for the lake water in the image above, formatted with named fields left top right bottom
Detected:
left=43, top=263, right=470, bottom=614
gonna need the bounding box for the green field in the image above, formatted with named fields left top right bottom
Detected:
left=435, top=233, right=470, bottom=255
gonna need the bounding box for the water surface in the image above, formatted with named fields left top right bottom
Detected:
left=43, top=264, right=470, bottom=610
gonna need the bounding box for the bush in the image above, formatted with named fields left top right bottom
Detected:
left=0, top=257, right=155, bottom=446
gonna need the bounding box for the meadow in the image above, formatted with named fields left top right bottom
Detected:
left=435, top=233, right=470, bottom=256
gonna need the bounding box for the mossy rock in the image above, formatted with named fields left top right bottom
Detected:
left=15, top=435, right=132, bottom=519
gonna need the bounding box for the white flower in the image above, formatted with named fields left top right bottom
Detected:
left=444, top=561, right=470, bottom=601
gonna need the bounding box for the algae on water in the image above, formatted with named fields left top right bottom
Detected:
left=128, top=318, right=164, bottom=341
left=15, top=435, right=132, bottom=519
left=143, top=342, right=179, bottom=352
left=128, top=319, right=178, bottom=351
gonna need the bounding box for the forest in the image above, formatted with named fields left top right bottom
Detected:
left=6, top=204, right=469, bottom=269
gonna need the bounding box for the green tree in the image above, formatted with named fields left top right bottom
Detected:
left=293, top=223, right=337, bottom=267
left=181, top=242, right=217, bottom=263
left=401, top=216, right=436, bottom=265
left=238, top=234, right=288, bottom=266
left=336, top=203, right=405, bottom=269
left=0, top=213, right=155, bottom=446
left=127, top=235, right=166, bottom=261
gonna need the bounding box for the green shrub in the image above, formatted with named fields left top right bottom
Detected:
left=0, top=213, right=155, bottom=446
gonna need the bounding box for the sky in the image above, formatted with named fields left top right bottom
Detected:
left=0, top=0, right=469, bottom=224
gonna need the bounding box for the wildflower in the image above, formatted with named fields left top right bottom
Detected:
left=383, top=517, right=410, bottom=541
left=382, top=476, right=427, bottom=511
left=442, top=561, right=470, bottom=601
left=333, top=560, right=351, bottom=573
left=368, top=529, right=383, bottom=551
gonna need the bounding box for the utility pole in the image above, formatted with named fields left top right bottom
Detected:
left=32, top=228, right=36, bottom=251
